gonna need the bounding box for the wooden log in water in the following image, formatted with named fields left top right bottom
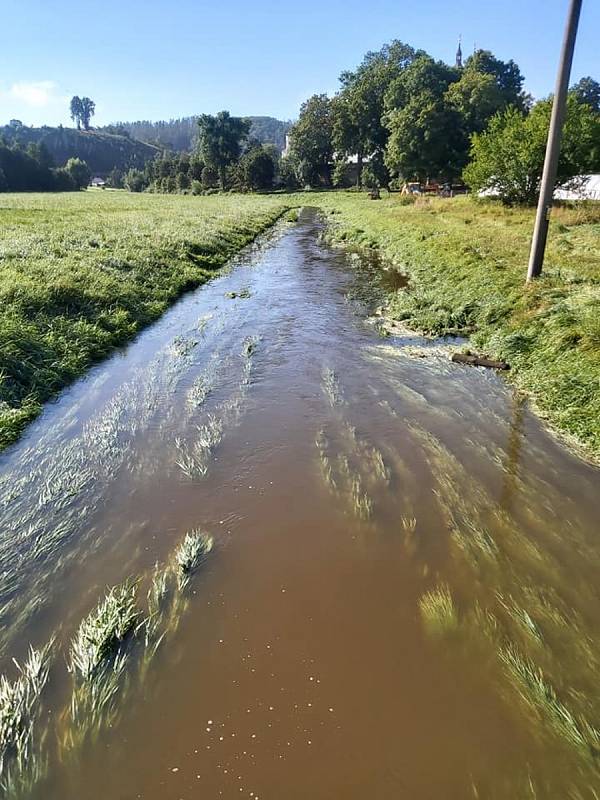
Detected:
left=451, top=353, right=510, bottom=371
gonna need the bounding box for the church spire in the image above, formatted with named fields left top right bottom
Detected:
left=456, top=35, right=463, bottom=69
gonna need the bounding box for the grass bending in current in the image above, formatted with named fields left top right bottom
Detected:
left=0, top=526, right=215, bottom=793
left=69, top=580, right=138, bottom=682
left=175, top=530, right=213, bottom=589
left=306, top=192, right=600, bottom=462
left=0, top=642, right=53, bottom=797
left=63, top=529, right=214, bottom=753
left=0, top=192, right=291, bottom=451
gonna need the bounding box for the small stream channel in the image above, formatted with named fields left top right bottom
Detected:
left=1, top=208, right=600, bottom=798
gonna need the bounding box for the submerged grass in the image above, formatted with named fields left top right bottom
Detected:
left=306, top=192, right=600, bottom=462
left=64, top=528, right=214, bottom=754
left=66, top=579, right=139, bottom=748
left=143, top=563, right=169, bottom=650
left=0, top=641, right=53, bottom=796
left=69, top=580, right=138, bottom=681
left=419, top=584, right=459, bottom=636
left=175, top=338, right=258, bottom=482
left=175, top=530, right=213, bottom=589
left=499, top=644, right=600, bottom=763
left=322, top=367, right=345, bottom=408
left=0, top=191, right=290, bottom=451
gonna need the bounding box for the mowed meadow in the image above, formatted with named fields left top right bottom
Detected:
left=0, top=191, right=290, bottom=449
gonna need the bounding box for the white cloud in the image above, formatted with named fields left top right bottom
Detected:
left=8, top=80, right=62, bottom=108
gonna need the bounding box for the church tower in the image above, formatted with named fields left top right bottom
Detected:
left=456, top=36, right=463, bottom=69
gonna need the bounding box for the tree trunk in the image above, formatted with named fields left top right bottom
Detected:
left=219, top=165, right=226, bottom=191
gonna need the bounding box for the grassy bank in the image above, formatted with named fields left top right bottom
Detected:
left=307, top=192, right=600, bottom=462
left=0, top=191, right=289, bottom=450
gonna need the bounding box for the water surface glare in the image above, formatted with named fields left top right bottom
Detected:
left=2, top=210, right=600, bottom=798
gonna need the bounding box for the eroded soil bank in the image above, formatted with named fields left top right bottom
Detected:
left=1, top=209, right=599, bottom=799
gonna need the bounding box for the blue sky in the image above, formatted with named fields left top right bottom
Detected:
left=1, top=0, right=599, bottom=126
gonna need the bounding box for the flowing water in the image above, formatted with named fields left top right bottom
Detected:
left=1, top=209, right=600, bottom=798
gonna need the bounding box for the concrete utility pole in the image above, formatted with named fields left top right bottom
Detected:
left=526, top=0, right=583, bottom=282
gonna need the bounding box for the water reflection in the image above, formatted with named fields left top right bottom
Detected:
left=500, top=394, right=526, bottom=512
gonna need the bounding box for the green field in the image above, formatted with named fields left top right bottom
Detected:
left=0, top=191, right=290, bottom=450
left=306, top=192, right=600, bottom=463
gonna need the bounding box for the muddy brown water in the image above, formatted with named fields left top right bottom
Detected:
left=1, top=209, right=600, bottom=798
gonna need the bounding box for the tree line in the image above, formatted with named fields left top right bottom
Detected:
left=118, top=111, right=297, bottom=194
left=284, top=40, right=600, bottom=203
left=0, top=138, right=92, bottom=192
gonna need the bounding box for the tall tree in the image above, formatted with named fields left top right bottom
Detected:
left=239, top=145, right=276, bottom=191
left=196, top=111, right=250, bottom=189
left=334, top=40, right=420, bottom=187
left=445, top=68, right=507, bottom=134
left=287, top=94, right=334, bottom=187
left=463, top=50, right=525, bottom=109
left=80, top=98, right=96, bottom=131
left=384, top=56, right=466, bottom=182
left=572, top=76, right=600, bottom=112
left=70, top=96, right=83, bottom=130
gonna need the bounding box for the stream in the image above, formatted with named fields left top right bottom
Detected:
left=1, top=208, right=599, bottom=799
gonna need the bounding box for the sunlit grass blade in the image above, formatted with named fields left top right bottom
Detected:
left=69, top=580, right=139, bottom=681
left=419, top=584, right=459, bottom=636
left=175, top=530, right=214, bottom=589
left=0, top=640, right=53, bottom=795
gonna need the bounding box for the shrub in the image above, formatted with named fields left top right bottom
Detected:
left=65, top=158, right=92, bottom=190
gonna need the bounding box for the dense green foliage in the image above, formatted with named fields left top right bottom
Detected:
left=332, top=41, right=421, bottom=188
left=119, top=136, right=283, bottom=194
left=288, top=94, right=335, bottom=187
left=0, top=139, right=92, bottom=192
left=464, top=96, right=600, bottom=204
left=105, top=116, right=290, bottom=151
left=196, top=112, right=251, bottom=189
left=384, top=56, right=466, bottom=181
left=307, top=191, right=600, bottom=460
left=0, top=122, right=159, bottom=176
left=0, top=140, right=56, bottom=191
left=0, top=192, right=290, bottom=449
left=239, top=144, right=277, bottom=190
left=572, top=76, right=600, bottom=113
left=65, top=157, right=92, bottom=190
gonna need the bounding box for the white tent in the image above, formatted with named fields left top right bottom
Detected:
left=479, top=174, right=600, bottom=200
left=554, top=174, right=600, bottom=201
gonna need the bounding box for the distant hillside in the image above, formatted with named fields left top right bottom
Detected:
left=0, top=125, right=160, bottom=175
left=247, top=117, right=292, bottom=150
left=106, top=116, right=291, bottom=152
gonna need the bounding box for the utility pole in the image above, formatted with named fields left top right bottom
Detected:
left=526, top=0, right=583, bottom=282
